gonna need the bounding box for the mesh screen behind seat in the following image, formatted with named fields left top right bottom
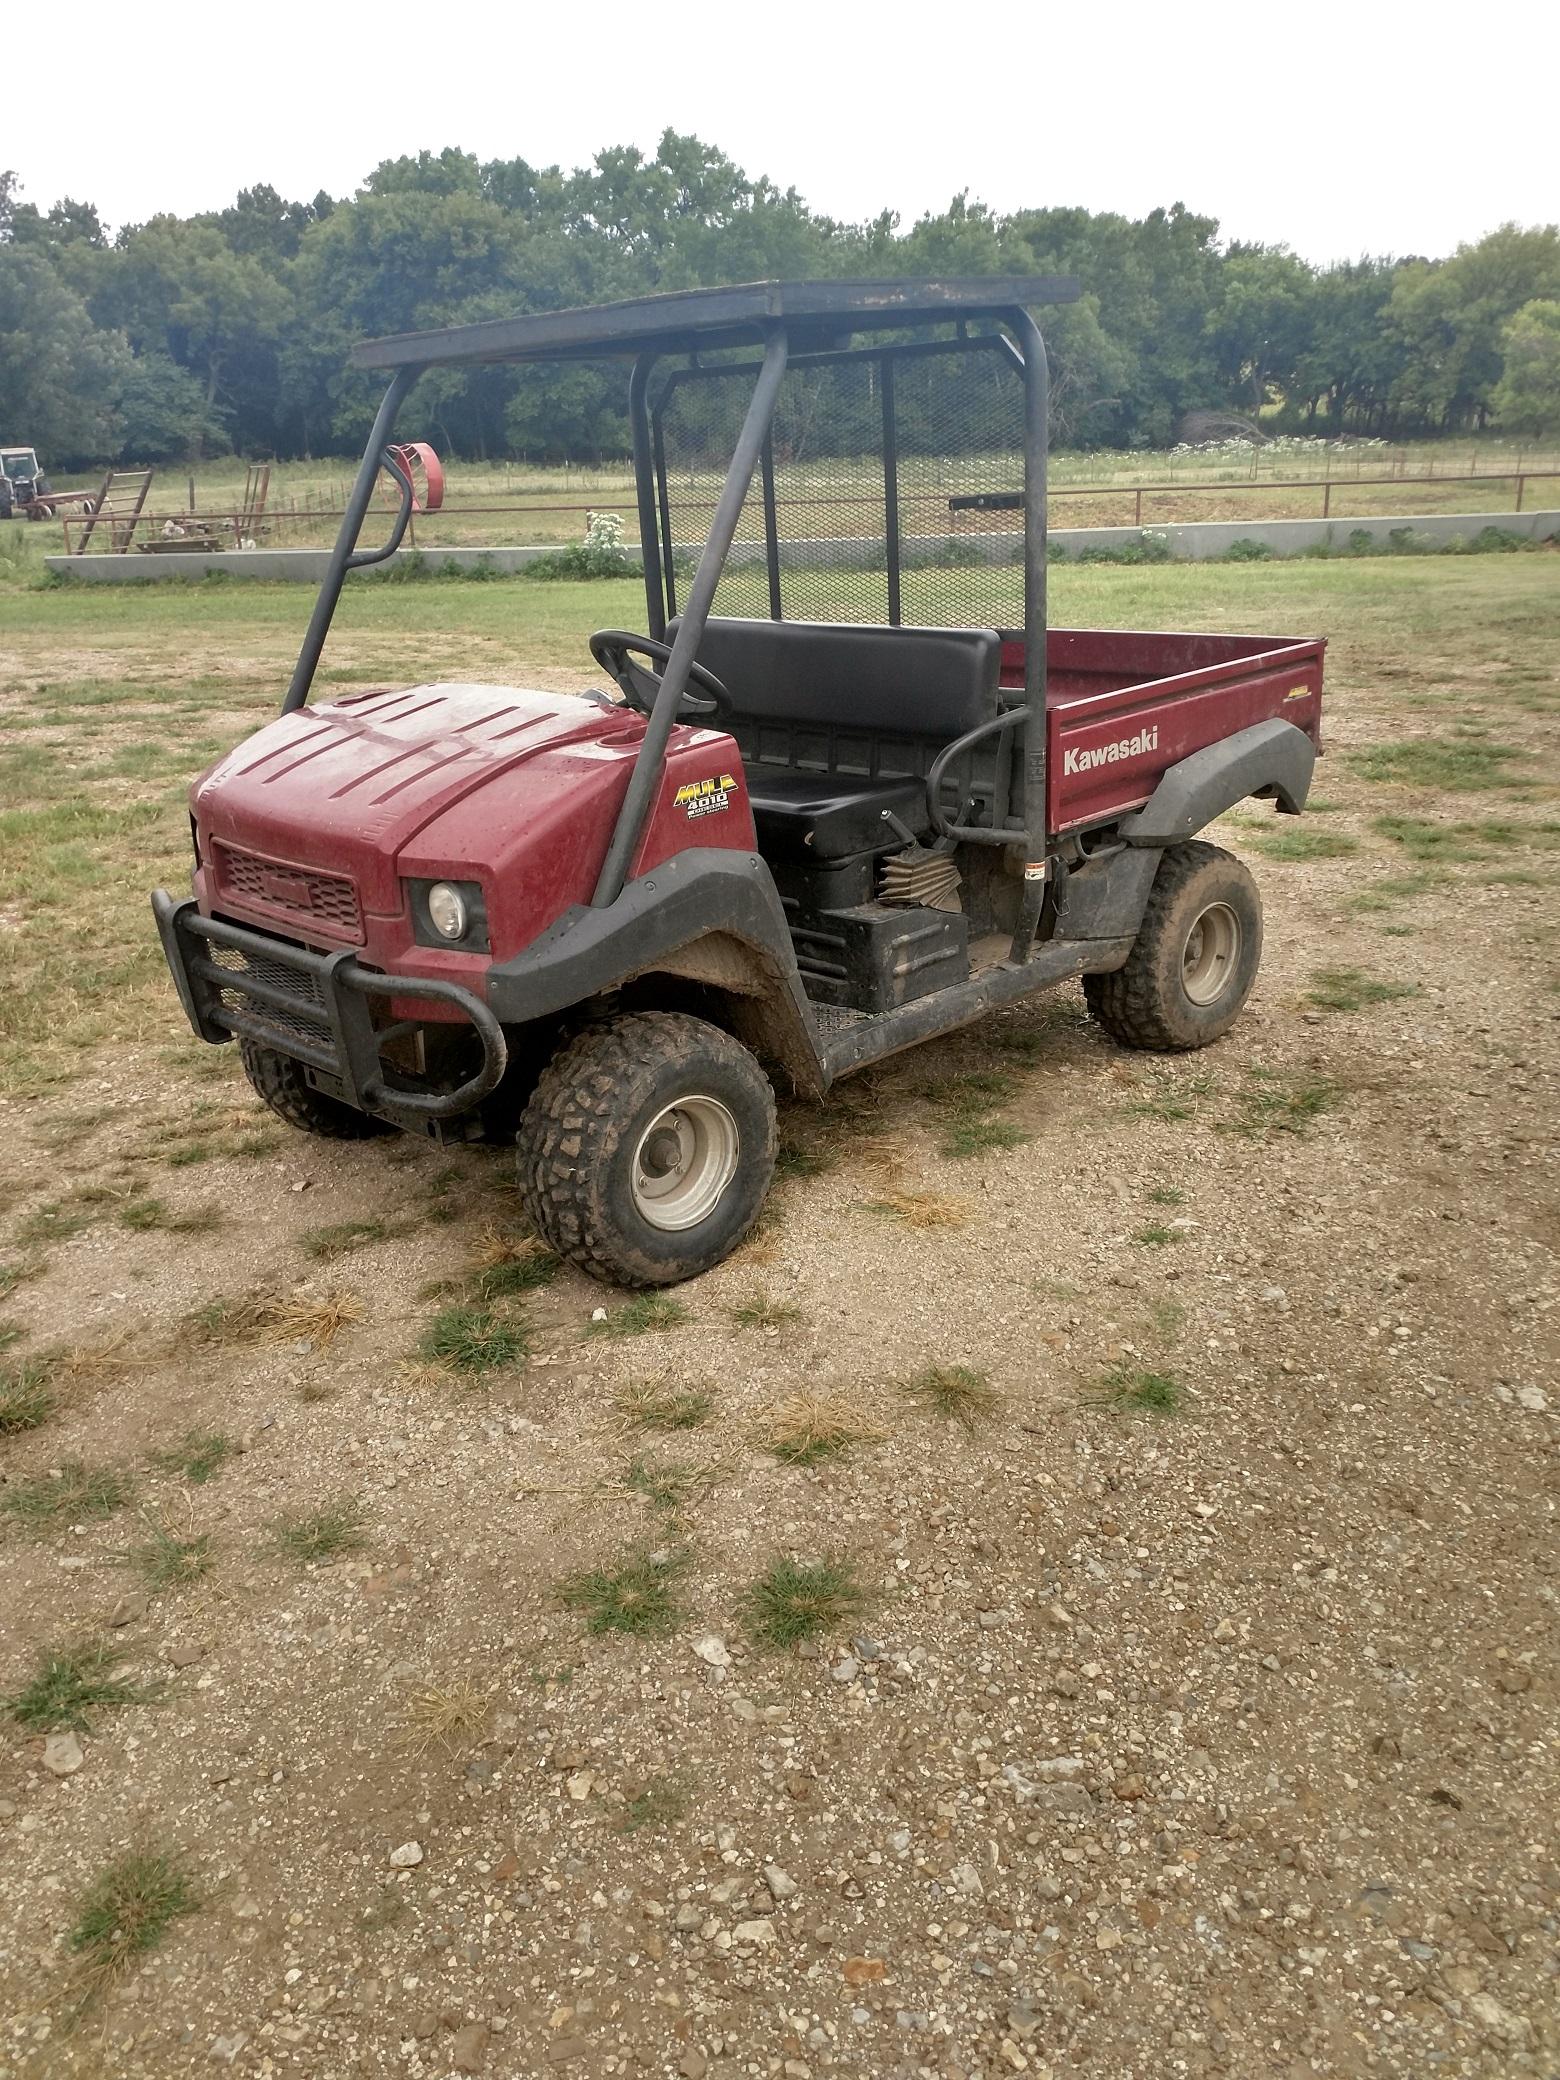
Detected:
left=654, top=338, right=1026, bottom=631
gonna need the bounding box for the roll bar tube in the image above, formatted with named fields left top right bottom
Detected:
left=591, top=328, right=790, bottom=908
left=630, top=353, right=668, bottom=641
left=282, top=364, right=421, bottom=714
left=1004, top=305, right=1051, bottom=960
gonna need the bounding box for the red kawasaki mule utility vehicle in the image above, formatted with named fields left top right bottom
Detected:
left=154, top=278, right=1325, bottom=1286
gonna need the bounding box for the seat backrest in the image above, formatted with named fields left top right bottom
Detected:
left=669, top=617, right=1001, bottom=741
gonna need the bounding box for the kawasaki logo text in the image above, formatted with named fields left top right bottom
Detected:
left=1062, top=726, right=1159, bottom=776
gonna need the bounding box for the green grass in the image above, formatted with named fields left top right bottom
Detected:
left=941, top=1117, right=1031, bottom=1160
left=1227, top=1070, right=1342, bottom=1139
left=1350, top=737, right=1524, bottom=791
left=1304, top=967, right=1418, bottom=1012
left=1147, top=1185, right=1186, bottom=1206
left=67, top=1850, right=199, bottom=1983
left=622, top=1456, right=713, bottom=1514
left=774, top=1137, right=836, bottom=1182
left=557, top=1546, right=690, bottom=1637
left=619, top=1774, right=691, bottom=1833
left=1372, top=815, right=1487, bottom=862
left=616, top=1380, right=714, bottom=1431
left=264, top=1496, right=369, bottom=1565
left=1132, top=1222, right=1183, bottom=1248
left=117, top=1196, right=223, bottom=1235
left=1096, top=1363, right=1184, bottom=1415
left=1126, top=1071, right=1213, bottom=1123
left=727, top=1291, right=803, bottom=1331
left=6, top=1640, right=152, bottom=1731
left=0, top=1358, right=57, bottom=1433
left=2, top=1459, right=134, bottom=1533
left=300, top=1216, right=406, bottom=1261
left=1247, top=825, right=1360, bottom=862
left=741, top=1555, right=869, bottom=1651
left=148, top=1427, right=237, bottom=1484
left=923, top=1069, right=1019, bottom=1110
left=420, top=1304, right=528, bottom=1374
left=897, top=1364, right=1001, bottom=1430
left=128, top=1525, right=213, bottom=1593
left=468, top=1250, right=562, bottom=1300
left=586, top=1294, right=689, bottom=1339
left=1345, top=870, right=1436, bottom=912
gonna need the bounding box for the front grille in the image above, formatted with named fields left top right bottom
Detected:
left=214, top=842, right=362, bottom=940
left=208, top=942, right=332, bottom=1047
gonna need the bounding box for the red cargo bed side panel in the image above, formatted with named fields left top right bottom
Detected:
left=1038, top=632, right=1324, bottom=835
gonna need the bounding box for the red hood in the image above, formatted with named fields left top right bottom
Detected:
left=192, top=683, right=646, bottom=916
left=189, top=682, right=751, bottom=965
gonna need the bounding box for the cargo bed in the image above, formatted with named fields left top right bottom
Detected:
left=998, top=628, right=1326, bottom=834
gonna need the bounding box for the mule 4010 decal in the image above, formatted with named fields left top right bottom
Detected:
left=674, top=773, right=740, bottom=819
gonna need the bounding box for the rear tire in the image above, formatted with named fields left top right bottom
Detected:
left=239, top=1038, right=390, bottom=1138
left=1084, top=840, right=1262, bottom=1051
left=516, top=1011, right=776, bottom=1287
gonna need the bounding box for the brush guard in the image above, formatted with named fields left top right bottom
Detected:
left=152, top=891, right=507, bottom=1124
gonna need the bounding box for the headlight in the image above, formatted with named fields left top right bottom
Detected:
left=427, top=882, right=469, bottom=941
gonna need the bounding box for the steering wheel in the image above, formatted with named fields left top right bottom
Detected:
left=588, top=630, right=734, bottom=724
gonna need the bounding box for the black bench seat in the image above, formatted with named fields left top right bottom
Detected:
left=673, top=616, right=1003, bottom=863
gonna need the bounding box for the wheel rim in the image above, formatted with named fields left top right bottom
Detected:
left=632, top=1095, right=740, bottom=1231
left=1181, top=902, right=1242, bottom=1006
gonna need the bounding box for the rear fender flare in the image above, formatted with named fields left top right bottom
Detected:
left=1117, top=719, right=1316, bottom=847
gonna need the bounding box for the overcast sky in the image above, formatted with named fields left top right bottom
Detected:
left=10, top=1, right=1555, bottom=263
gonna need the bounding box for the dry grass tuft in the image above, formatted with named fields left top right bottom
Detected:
left=861, top=1188, right=971, bottom=1229
left=266, top=1291, right=366, bottom=1351
left=898, top=1363, right=1003, bottom=1429
left=398, top=1679, right=491, bottom=1755
left=56, top=1328, right=147, bottom=1388
left=394, top=1359, right=459, bottom=1392
left=759, top=1390, right=888, bottom=1467
left=469, top=1226, right=538, bottom=1269
left=183, top=1289, right=280, bottom=1349
left=615, top=1379, right=715, bottom=1432
left=726, top=1290, right=803, bottom=1331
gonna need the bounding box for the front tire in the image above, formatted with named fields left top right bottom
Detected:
left=516, top=1011, right=776, bottom=1287
left=239, top=1038, right=390, bottom=1138
left=1084, top=840, right=1262, bottom=1050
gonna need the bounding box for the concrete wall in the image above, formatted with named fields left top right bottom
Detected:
left=45, top=509, right=1559, bottom=584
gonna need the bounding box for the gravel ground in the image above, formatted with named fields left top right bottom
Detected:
left=0, top=569, right=1556, bottom=2080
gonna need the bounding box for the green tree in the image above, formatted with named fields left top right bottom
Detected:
left=96, top=217, right=291, bottom=440
left=115, top=350, right=225, bottom=461
left=1208, top=246, right=1314, bottom=416
left=0, top=244, right=131, bottom=460
left=1491, top=300, right=1560, bottom=434
left=1287, top=258, right=1403, bottom=432
left=1387, top=223, right=1560, bottom=430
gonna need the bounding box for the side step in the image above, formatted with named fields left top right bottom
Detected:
left=816, top=935, right=1134, bottom=1083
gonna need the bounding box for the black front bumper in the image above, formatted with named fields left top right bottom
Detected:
left=152, top=891, right=508, bottom=1124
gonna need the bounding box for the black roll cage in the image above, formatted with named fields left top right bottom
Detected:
left=280, top=278, right=1078, bottom=952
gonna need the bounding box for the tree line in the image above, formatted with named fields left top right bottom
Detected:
left=2, top=136, right=1557, bottom=469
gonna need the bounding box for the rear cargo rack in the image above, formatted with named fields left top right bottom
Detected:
left=152, top=893, right=507, bottom=1122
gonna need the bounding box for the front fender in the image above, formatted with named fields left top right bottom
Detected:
left=486, top=847, right=823, bottom=1088
left=1118, top=719, right=1316, bottom=847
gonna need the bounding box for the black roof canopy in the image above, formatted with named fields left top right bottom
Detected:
left=351, top=276, right=1081, bottom=371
